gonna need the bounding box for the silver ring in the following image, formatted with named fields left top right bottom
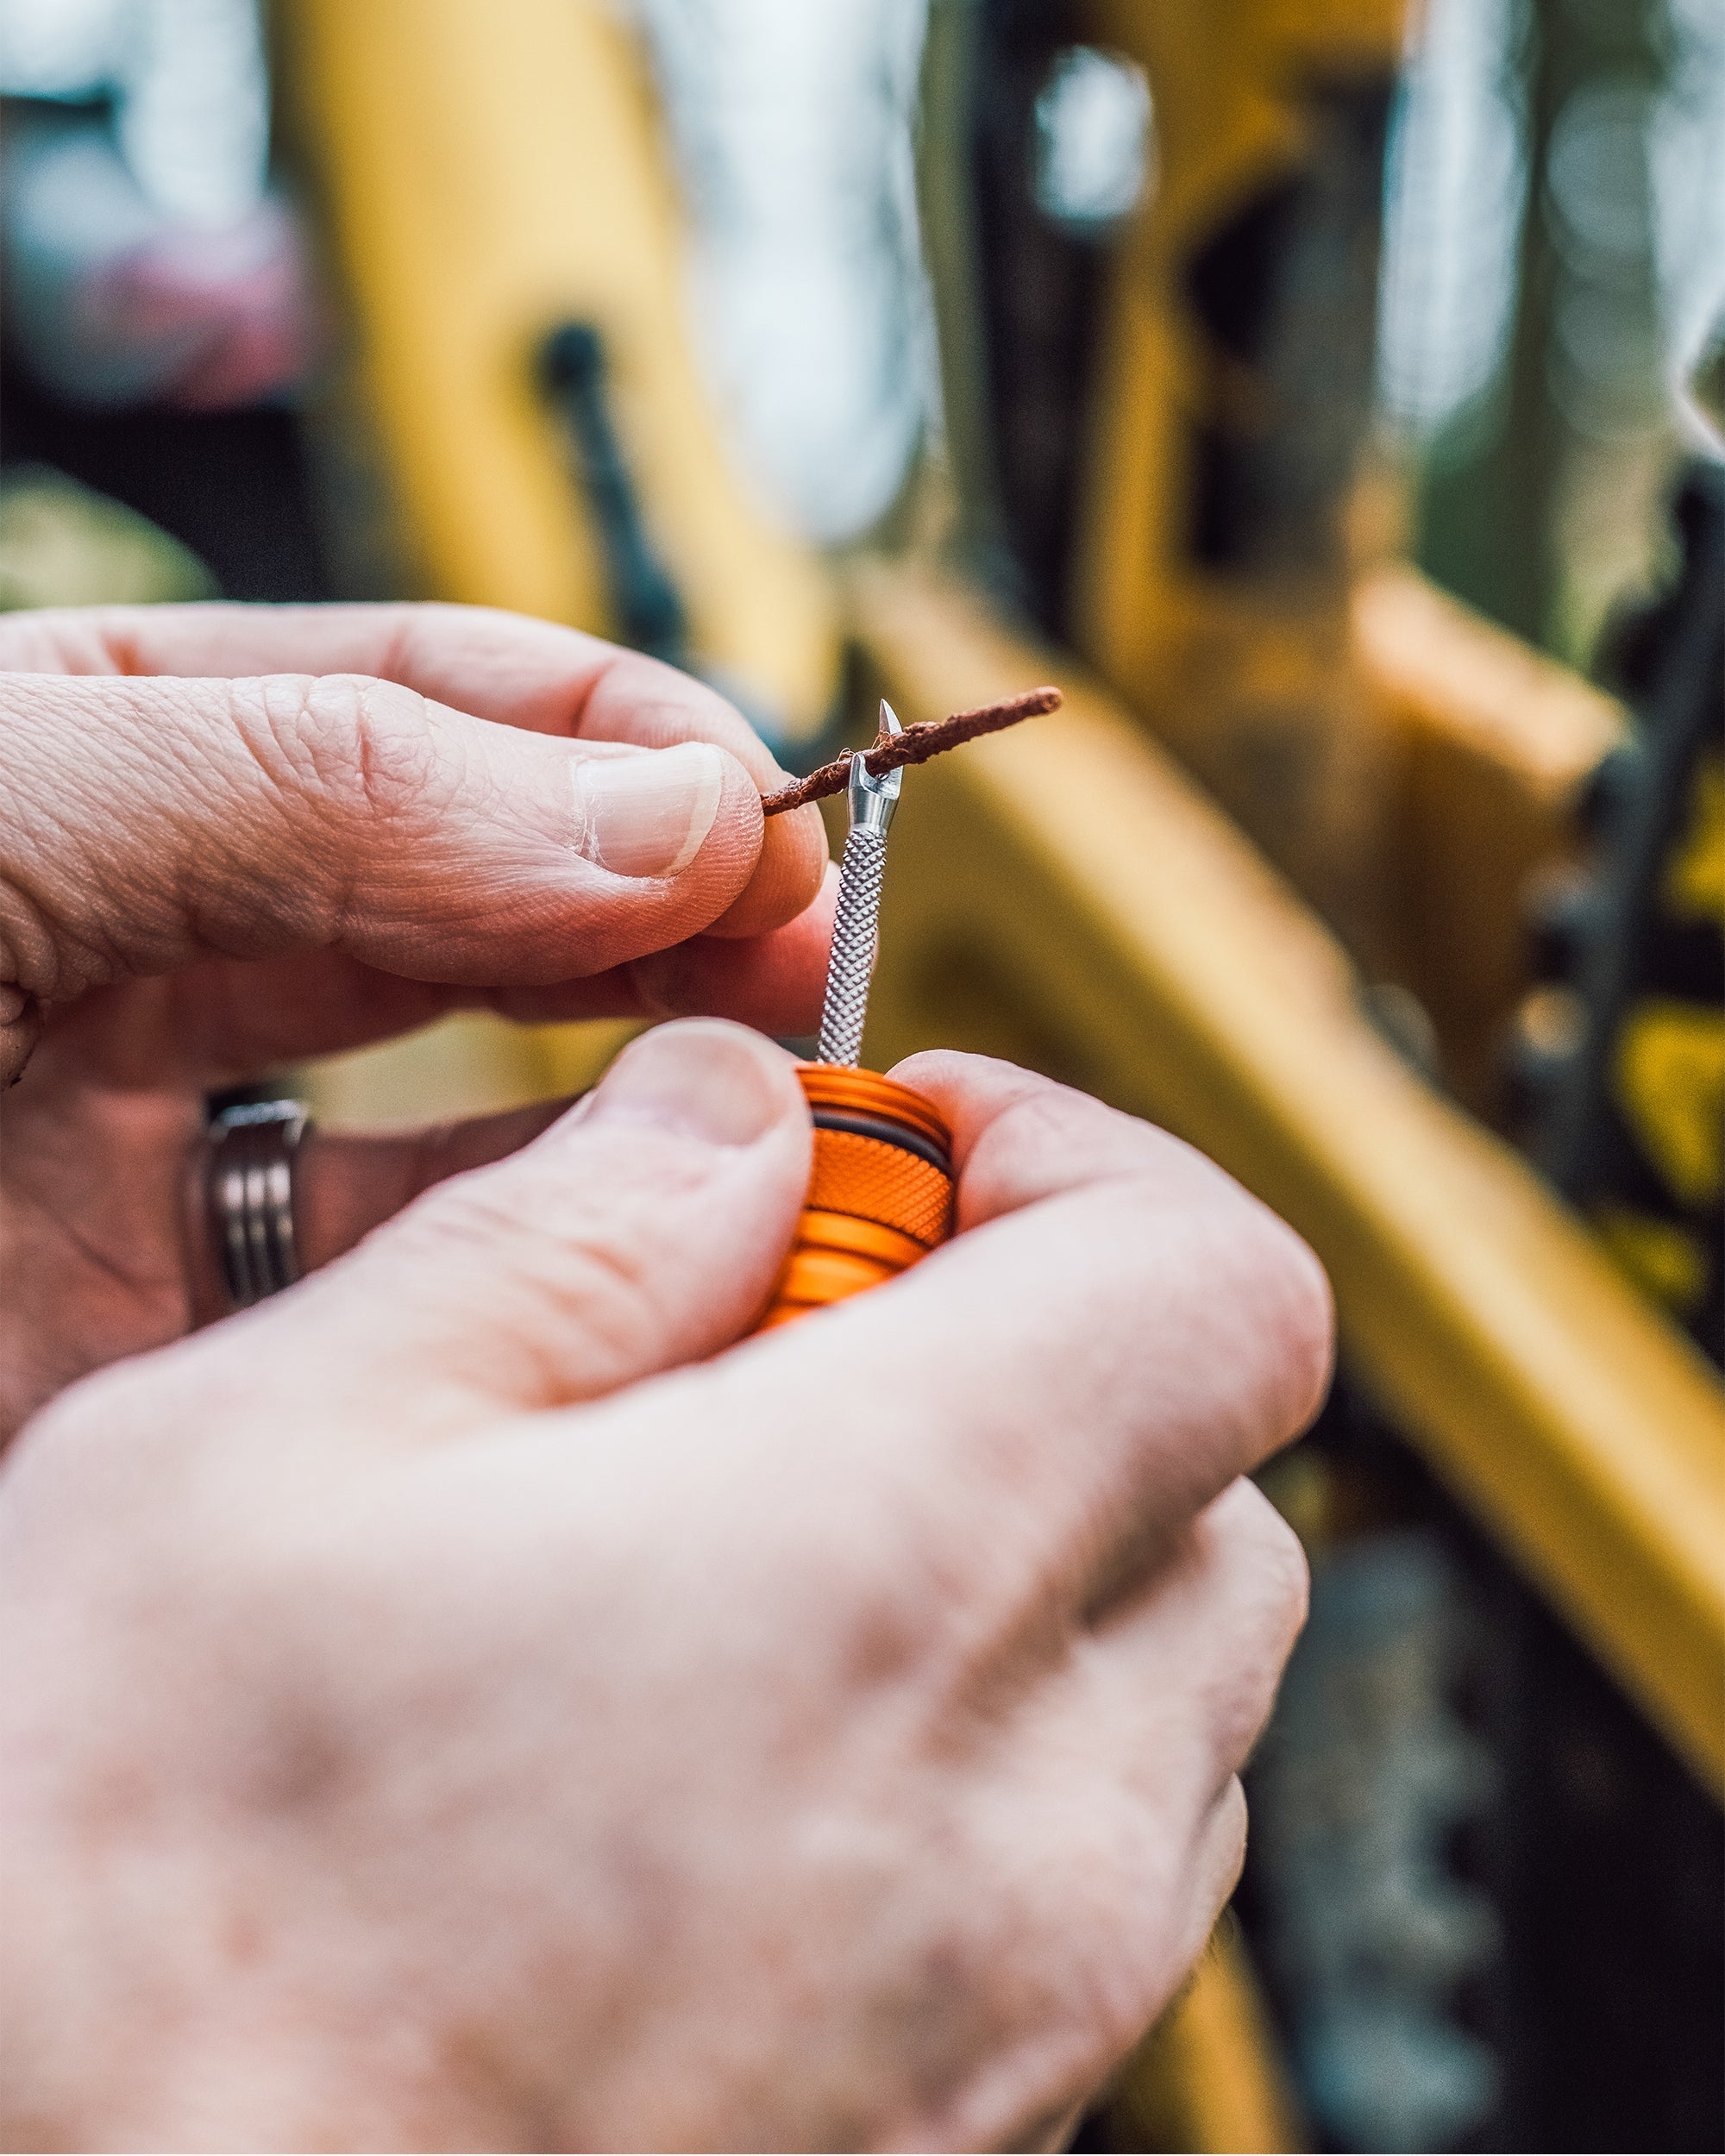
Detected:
left=205, top=1100, right=310, bottom=1310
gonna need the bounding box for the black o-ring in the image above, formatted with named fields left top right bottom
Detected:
left=810, top=1107, right=951, bottom=1175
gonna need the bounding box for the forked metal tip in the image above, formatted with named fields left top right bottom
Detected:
left=850, top=698, right=904, bottom=830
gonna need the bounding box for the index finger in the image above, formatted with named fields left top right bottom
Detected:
left=698, top=1054, right=1333, bottom=1622
left=0, top=602, right=825, bottom=939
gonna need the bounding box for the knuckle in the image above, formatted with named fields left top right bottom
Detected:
left=0, top=675, right=149, bottom=996
left=398, top=1163, right=667, bottom=1385
left=1194, top=1491, right=1308, bottom=1766
left=1245, top=1496, right=1311, bottom=1645
left=758, top=1458, right=1000, bottom=1707
left=1024, top=1784, right=1217, bottom=2074
left=342, top=677, right=456, bottom=825
left=816, top=1526, right=937, bottom=1696
left=1214, top=1482, right=1310, bottom=1647
left=0, top=865, right=57, bottom=1000
left=235, top=674, right=455, bottom=834
left=1205, top=1777, right=1251, bottom=1903
left=1208, top=1764, right=1248, bottom=1836
left=1230, top=1205, right=1334, bottom=1435
left=543, top=1228, right=659, bottom=1375
left=1272, top=1233, right=1336, bottom=1418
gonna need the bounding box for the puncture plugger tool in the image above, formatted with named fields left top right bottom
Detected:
left=753, top=701, right=957, bottom=1329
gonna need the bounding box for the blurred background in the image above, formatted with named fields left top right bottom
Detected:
left=2, top=1, right=1721, bottom=2148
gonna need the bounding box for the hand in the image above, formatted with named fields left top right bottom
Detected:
left=0, top=603, right=831, bottom=1443
left=0, top=1023, right=1328, bottom=2151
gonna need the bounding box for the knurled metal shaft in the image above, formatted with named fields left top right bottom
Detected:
left=816, top=824, right=888, bottom=1066
left=815, top=699, right=903, bottom=1067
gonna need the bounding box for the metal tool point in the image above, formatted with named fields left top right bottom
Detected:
left=816, top=700, right=902, bottom=1067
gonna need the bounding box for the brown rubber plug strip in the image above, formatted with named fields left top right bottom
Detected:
left=760, top=686, right=1061, bottom=816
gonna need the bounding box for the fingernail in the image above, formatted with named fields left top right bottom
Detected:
left=583, top=1021, right=786, bottom=1146
left=574, top=743, right=726, bottom=878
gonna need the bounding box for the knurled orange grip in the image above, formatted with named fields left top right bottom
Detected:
left=753, top=1065, right=955, bottom=1331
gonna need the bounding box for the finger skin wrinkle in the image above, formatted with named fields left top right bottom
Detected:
left=88, top=614, right=166, bottom=677
left=383, top=1171, right=677, bottom=1404
left=0, top=863, right=62, bottom=1000
left=348, top=681, right=466, bottom=830
left=225, top=674, right=445, bottom=839
left=0, top=708, right=137, bottom=1000
left=367, top=606, right=423, bottom=706
left=219, top=675, right=461, bottom=950
left=3, top=671, right=322, bottom=992
left=953, top=1084, right=1087, bottom=1197
left=0, top=611, right=113, bottom=673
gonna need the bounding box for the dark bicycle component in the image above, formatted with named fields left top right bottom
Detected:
left=537, top=321, right=690, bottom=667
left=1520, top=463, right=1725, bottom=1365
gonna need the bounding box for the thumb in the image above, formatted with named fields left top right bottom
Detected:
left=0, top=668, right=768, bottom=1059
left=235, top=1021, right=812, bottom=1426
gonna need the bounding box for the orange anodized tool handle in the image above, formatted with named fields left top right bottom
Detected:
left=753, top=1065, right=955, bottom=1331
